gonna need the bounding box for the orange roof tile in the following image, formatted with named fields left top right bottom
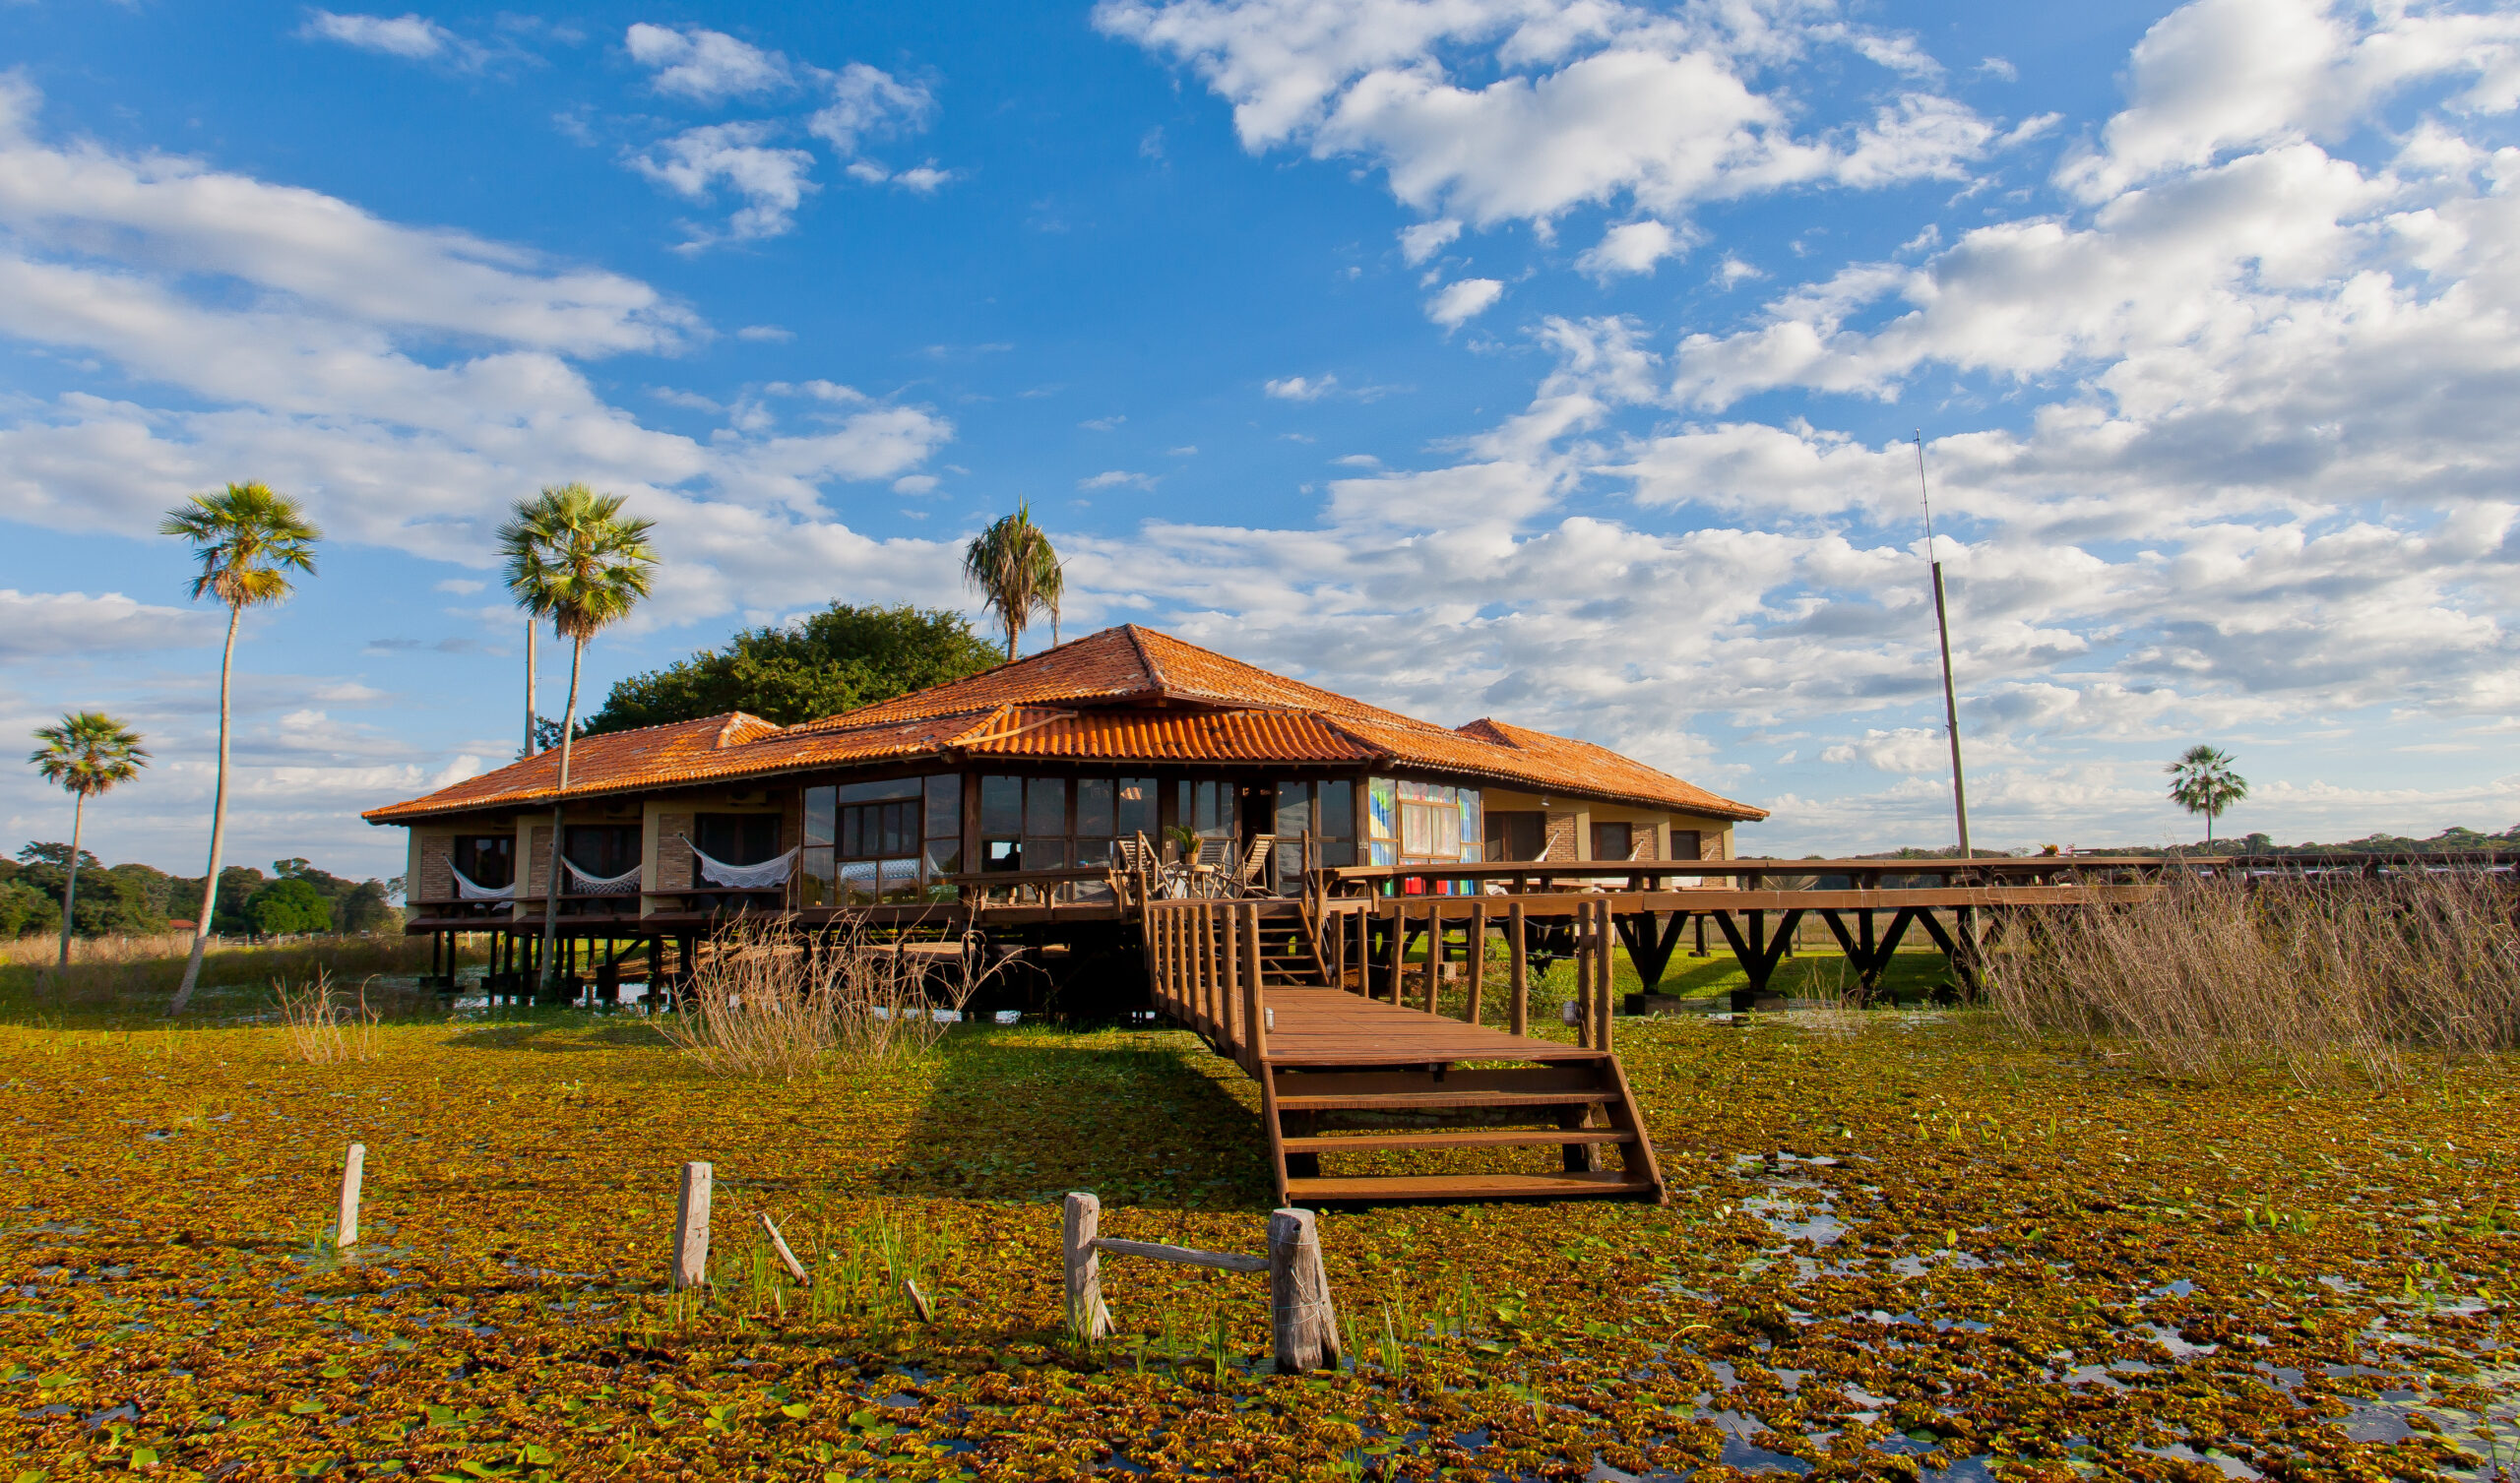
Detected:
left=363, top=626, right=1764, bottom=825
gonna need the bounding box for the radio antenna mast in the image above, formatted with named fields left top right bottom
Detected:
left=1917, top=431, right=1973, bottom=861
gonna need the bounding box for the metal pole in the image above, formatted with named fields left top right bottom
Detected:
left=1917, top=433, right=1973, bottom=862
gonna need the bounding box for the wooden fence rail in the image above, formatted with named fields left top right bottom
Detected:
left=1141, top=899, right=1271, bottom=1074
left=1062, top=1191, right=1340, bottom=1373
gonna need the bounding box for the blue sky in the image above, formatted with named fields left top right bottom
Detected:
left=4, top=0, right=2517, bottom=879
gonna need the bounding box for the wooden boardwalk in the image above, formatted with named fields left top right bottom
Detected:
left=1140, top=898, right=1664, bottom=1206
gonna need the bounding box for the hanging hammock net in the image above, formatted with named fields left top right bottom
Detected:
left=449, top=866, right=515, bottom=901
left=679, top=835, right=797, bottom=890
left=565, top=858, right=645, bottom=896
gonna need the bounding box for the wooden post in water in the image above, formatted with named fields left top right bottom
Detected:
left=1508, top=901, right=1530, bottom=1036
left=1268, top=1207, right=1342, bottom=1373
left=336, top=1143, right=364, bottom=1249
left=670, top=1161, right=712, bottom=1290
left=1062, top=1192, right=1113, bottom=1341
left=759, top=1211, right=808, bottom=1287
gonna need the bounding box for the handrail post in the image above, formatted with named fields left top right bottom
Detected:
left=1221, top=902, right=1240, bottom=1059
left=1243, top=901, right=1267, bottom=1065
left=1385, top=899, right=1405, bottom=1004
left=1466, top=901, right=1486, bottom=1025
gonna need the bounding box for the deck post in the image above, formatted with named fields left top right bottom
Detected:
left=1243, top=903, right=1267, bottom=1064
left=1571, top=907, right=1592, bottom=1048
left=1354, top=908, right=1369, bottom=996
left=1391, top=902, right=1407, bottom=1007
left=1466, top=902, right=1486, bottom=1024
left=1062, top=1192, right=1113, bottom=1342
left=1422, top=901, right=1442, bottom=1015
left=1596, top=899, right=1615, bottom=1051
left=1221, top=903, right=1241, bottom=1059
left=1268, top=1207, right=1341, bottom=1374
left=1508, top=901, right=1529, bottom=1036
left=1693, top=913, right=1709, bottom=958
left=1197, top=904, right=1216, bottom=1035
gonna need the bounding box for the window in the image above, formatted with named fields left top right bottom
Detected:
left=696, top=813, right=779, bottom=866
left=1174, top=778, right=1233, bottom=842
left=978, top=773, right=1155, bottom=885
left=1591, top=822, right=1633, bottom=862
left=1486, top=811, right=1545, bottom=862
left=1670, top=830, right=1702, bottom=862
left=803, top=776, right=956, bottom=905
left=563, top=825, right=640, bottom=883
left=451, top=834, right=513, bottom=891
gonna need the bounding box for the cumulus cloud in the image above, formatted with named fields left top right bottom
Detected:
left=1099, top=0, right=2000, bottom=233
left=1425, top=277, right=1503, bottom=327
left=1080, top=469, right=1157, bottom=490
left=630, top=122, right=818, bottom=244
left=1264, top=373, right=1335, bottom=401
left=809, top=62, right=937, bottom=154
left=1576, top=218, right=1693, bottom=278
left=299, top=11, right=472, bottom=63
left=625, top=23, right=793, bottom=102
left=0, top=588, right=215, bottom=658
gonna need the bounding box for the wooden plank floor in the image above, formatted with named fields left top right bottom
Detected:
left=1258, top=986, right=1605, bottom=1068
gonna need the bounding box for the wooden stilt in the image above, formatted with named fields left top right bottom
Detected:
left=1466, top=901, right=1486, bottom=1024
left=1596, top=899, right=1615, bottom=1051
left=1385, top=903, right=1405, bottom=1005
left=1422, top=901, right=1442, bottom=1015
left=1242, top=902, right=1267, bottom=1064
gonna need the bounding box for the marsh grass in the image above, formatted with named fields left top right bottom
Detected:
left=0, top=932, right=451, bottom=1018
left=1986, top=869, right=2520, bottom=1082
left=273, top=971, right=380, bottom=1063
left=657, top=919, right=987, bottom=1079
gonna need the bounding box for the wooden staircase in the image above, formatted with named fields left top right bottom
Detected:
left=1137, top=896, right=1667, bottom=1206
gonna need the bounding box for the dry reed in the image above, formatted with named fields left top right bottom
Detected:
left=274, top=971, right=381, bottom=1063
left=657, top=918, right=988, bottom=1079
left=1984, top=868, right=2520, bottom=1083
left=0, top=932, right=452, bottom=1016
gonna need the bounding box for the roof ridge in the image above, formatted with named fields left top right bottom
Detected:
left=1118, top=623, right=1168, bottom=697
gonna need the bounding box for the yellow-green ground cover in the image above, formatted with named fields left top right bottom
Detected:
left=3, top=1003, right=2514, bottom=1481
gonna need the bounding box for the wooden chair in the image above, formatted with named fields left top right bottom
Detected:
left=1228, top=834, right=1278, bottom=896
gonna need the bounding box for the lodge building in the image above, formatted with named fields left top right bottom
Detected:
left=366, top=624, right=1765, bottom=946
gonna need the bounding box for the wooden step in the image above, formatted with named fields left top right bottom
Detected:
left=1272, top=1065, right=1606, bottom=1096
left=1282, top=1127, right=1636, bottom=1152
left=1274, top=1088, right=1613, bottom=1112
left=1284, top=1171, right=1655, bottom=1203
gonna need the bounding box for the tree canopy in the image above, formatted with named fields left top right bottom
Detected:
left=581, top=603, right=1004, bottom=734
left=244, top=877, right=332, bottom=936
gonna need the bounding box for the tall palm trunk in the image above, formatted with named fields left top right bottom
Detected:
left=55, top=793, right=86, bottom=969
left=168, top=605, right=241, bottom=1015
left=537, top=636, right=585, bottom=993
left=524, top=619, right=539, bottom=758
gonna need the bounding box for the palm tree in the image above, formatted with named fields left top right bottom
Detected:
left=29, top=712, right=149, bottom=967
left=2166, top=744, right=2249, bottom=846
left=160, top=483, right=321, bottom=1014
left=961, top=502, right=1065, bottom=659
left=499, top=483, right=658, bottom=992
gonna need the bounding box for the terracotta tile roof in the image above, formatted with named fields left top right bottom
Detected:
left=796, top=625, right=1430, bottom=731
left=363, top=625, right=1764, bottom=825
left=959, top=706, right=1380, bottom=763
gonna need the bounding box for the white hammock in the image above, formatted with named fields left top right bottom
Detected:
left=679, top=835, right=797, bottom=890
left=449, top=865, right=514, bottom=901
left=565, top=858, right=644, bottom=896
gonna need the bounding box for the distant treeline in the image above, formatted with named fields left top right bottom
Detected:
left=0, top=845, right=402, bottom=940
left=1832, top=824, right=2520, bottom=862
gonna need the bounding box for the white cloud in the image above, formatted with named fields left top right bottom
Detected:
left=1099, top=0, right=2000, bottom=230
left=1080, top=469, right=1157, bottom=490
left=630, top=122, right=818, bottom=244
left=808, top=62, right=936, bottom=154
left=1398, top=218, right=1461, bottom=264
left=0, top=77, right=689, bottom=355
left=299, top=11, right=469, bottom=63
left=0, top=588, right=215, bottom=658
left=1264, top=373, right=1335, bottom=401
left=432, top=578, right=485, bottom=594
left=625, top=23, right=794, bottom=102
left=892, top=473, right=938, bottom=494
left=735, top=324, right=793, bottom=341
left=1425, top=277, right=1502, bottom=327
left=1576, top=218, right=1692, bottom=278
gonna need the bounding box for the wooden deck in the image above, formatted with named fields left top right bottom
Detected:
left=1252, top=985, right=1606, bottom=1068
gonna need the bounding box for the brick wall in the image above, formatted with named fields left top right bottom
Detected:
left=657, top=813, right=694, bottom=892
left=417, top=834, right=452, bottom=902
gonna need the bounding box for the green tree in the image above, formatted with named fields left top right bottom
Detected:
left=28, top=711, right=150, bottom=967
left=961, top=502, right=1064, bottom=659
left=0, top=881, right=56, bottom=939
left=2166, top=744, right=2249, bottom=846
left=244, top=877, right=333, bottom=936
left=581, top=603, right=1003, bottom=732
left=160, top=482, right=321, bottom=1013
left=499, top=482, right=658, bottom=992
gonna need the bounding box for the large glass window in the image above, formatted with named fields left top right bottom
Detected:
left=1271, top=779, right=1359, bottom=878
left=1591, top=821, right=1633, bottom=862
left=799, top=775, right=956, bottom=904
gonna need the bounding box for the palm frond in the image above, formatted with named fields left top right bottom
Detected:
left=30, top=711, right=150, bottom=799
left=159, top=482, right=322, bottom=610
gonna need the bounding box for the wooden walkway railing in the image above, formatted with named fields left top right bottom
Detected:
left=1141, top=899, right=1271, bottom=1076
